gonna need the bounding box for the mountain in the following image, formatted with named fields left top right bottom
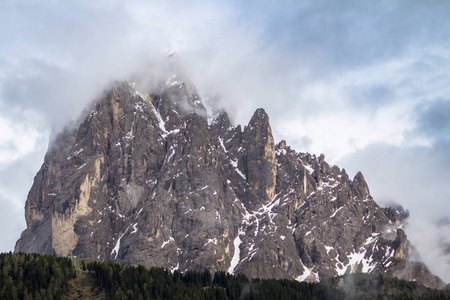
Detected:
left=15, top=76, right=446, bottom=289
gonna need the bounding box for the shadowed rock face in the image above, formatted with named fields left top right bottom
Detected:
left=15, top=78, right=446, bottom=289
left=243, top=108, right=276, bottom=207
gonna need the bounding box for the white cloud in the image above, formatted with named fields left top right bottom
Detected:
left=0, top=111, right=46, bottom=166
left=276, top=103, right=416, bottom=161
left=338, top=142, right=450, bottom=282
left=406, top=215, right=450, bottom=283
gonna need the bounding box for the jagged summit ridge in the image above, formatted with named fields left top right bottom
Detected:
left=15, top=79, right=446, bottom=289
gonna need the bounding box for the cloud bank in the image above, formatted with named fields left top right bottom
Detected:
left=1, top=0, right=450, bottom=281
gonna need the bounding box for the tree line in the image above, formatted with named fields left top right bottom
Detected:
left=0, top=252, right=75, bottom=299
left=85, top=260, right=450, bottom=300
left=1, top=251, right=449, bottom=299
left=85, top=260, right=343, bottom=300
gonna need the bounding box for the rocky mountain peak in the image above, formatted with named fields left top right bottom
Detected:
left=152, top=76, right=207, bottom=131
left=247, top=108, right=270, bottom=126
left=15, top=79, right=446, bottom=289
left=210, top=112, right=232, bottom=138
left=243, top=108, right=276, bottom=205
left=352, top=171, right=371, bottom=199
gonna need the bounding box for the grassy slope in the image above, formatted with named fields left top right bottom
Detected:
left=68, top=271, right=105, bottom=299
left=68, top=258, right=106, bottom=300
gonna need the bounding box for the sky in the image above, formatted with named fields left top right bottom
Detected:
left=1, top=0, right=450, bottom=281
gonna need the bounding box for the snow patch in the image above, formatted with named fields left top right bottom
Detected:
left=151, top=104, right=168, bottom=135
left=228, top=232, right=242, bottom=274
left=136, top=207, right=144, bottom=217
left=73, top=148, right=84, bottom=156
left=161, top=237, right=175, bottom=249
left=305, top=226, right=316, bottom=236
left=296, top=264, right=312, bottom=282
left=335, top=248, right=376, bottom=275
left=111, top=232, right=126, bottom=260
left=302, top=164, right=314, bottom=174
left=364, top=233, right=379, bottom=245
left=218, top=137, right=227, bottom=153
left=170, top=262, right=180, bottom=273
left=204, top=238, right=218, bottom=247
left=130, top=223, right=138, bottom=234
left=230, top=159, right=246, bottom=180
left=330, top=207, right=344, bottom=218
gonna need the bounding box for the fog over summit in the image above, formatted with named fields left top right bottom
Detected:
left=1, top=0, right=450, bottom=281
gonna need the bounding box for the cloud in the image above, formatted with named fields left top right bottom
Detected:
left=406, top=215, right=450, bottom=284
left=2, top=0, right=450, bottom=137
left=0, top=143, right=48, bottom=253
left=338, top=142, right=450, bottom=282
left=414, top=99, right=450, bottom=143
left=0, top=113, right=43, bottom=165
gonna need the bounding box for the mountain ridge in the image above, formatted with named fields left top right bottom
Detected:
left=15, top=78, right=446, bottom=289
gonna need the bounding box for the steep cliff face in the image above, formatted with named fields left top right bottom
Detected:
left=243, top=108, right=277, bottom=206
left=15, top=78, right=445, bottom=289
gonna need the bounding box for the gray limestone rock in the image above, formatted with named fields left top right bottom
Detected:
left=15, top=79, right=446, bottom=289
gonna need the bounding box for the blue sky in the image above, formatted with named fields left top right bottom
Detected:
left=1, top=0, right=450, bottom=281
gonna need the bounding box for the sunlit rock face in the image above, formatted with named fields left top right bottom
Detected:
left=15, top=77, right=445, bottom=289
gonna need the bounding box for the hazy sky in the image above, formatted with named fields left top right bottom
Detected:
left=1, top=0, right=449, bottom=281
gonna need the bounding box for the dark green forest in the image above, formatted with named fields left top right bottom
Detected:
left=0, top=252, right=75, bottom=299
left=86, top=260, right=342, bottom=300
left=1, top=252, right=449, bottom=299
